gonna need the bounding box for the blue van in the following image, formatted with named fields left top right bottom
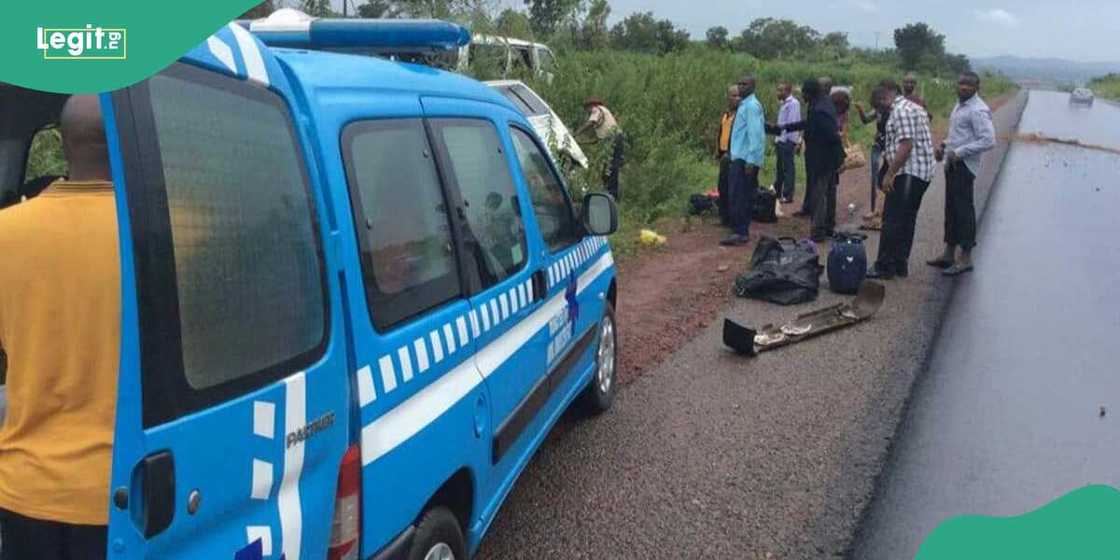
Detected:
left=0, top=20, right=618, bottom=560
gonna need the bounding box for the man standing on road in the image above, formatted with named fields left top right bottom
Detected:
left=779, top=79, right=844, bottom=241
left=716, top=85, right=741, bottom=226
left=927, top=71, right=996, bottom=276
left=867, top=85, right=936, bottom=279
left=720, top=75, right=765, bottom=247
left=773, top=82, right=801, bottom=204
left=0, top=95, right=119, bottom=560
left=791, top=78, right=838, bottom=218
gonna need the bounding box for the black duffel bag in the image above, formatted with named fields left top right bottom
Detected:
left=734, top=236, right=822, bottom=305
left=753, top=188, right=777, bottom=223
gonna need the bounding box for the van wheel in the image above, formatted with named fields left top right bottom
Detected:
left=409, top=506, right=466, bottom=560
left=580, top=302, right=617, bottom=415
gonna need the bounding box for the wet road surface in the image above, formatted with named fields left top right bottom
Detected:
left=476, top=94, right=1030, bottom=559
left=853, top=90, right=1120, bottom=559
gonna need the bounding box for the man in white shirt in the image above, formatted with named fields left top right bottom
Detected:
left=774, top=82, right=801, bottom=204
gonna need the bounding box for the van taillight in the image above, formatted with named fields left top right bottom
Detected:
left=328, top=445, right=361, bottom=560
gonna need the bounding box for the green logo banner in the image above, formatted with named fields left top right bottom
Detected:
left=3, top=0, right=259, bottom=93
left=917, top=485, right=1120, bottom=559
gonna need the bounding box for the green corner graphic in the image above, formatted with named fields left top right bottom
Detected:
left=3, top=0, right=259, bottom=93
left=917, top=485, right=1120, bottom=559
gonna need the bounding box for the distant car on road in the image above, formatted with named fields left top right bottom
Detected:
left=1070, top=88, right=1095, bottom=107
left=486, top=79, right=590, bottom=169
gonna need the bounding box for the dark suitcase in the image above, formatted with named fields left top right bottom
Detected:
left=753, top=188, right=777, bottom=223
left=827, top=232, right=868, bottom=294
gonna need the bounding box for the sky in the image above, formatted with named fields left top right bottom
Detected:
left=318, top=0, right=1120, bottom=63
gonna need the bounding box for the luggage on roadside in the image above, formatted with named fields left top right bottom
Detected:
left=688, top=192, right=718, bottom=215
left=753, top=187, right=777, bottom=223
left=734, top=236, right=822, bottom=305
left=827, top=232, right=868, bottom=294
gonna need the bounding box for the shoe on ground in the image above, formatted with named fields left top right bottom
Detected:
left=943, top=263, right=974, bottom=276
left=720, top=234, right=750, bottom=247
left=866, top=265, right=895, bottom=280
left=926, top=257, right=954, bottom=269
left=792, top=210, right=811, bottom=218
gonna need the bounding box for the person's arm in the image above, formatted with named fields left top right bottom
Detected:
left=949, top=109, right=996, bottom=161
left=855, top=103, right=876, bottom=124
left=575, top=108, right=600, bottom=137
left=883, top=139, right=912, bottom=191
left=782, top=120, right=808, bottom=132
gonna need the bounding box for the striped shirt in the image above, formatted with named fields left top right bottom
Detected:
left=885, top=96, right=935, bottom=182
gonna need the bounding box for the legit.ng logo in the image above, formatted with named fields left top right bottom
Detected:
left=36, top=25, right=127, bottom=60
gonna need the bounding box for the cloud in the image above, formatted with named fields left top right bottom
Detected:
left=973, top=8, right=1021, bottom=28
left=851, top=0, right=878, bottom=13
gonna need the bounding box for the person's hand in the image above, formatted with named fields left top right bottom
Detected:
left=855, top=102, right=865, bottom=114
left=795, top=143, right=803, bottom=155
left=934, top=145, right=945, bottom=162
left=945, top=149, right=959, bottom=164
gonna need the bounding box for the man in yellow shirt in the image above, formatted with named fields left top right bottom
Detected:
left=0, top=94, right=120, bottom=560
left=716, top=85, right=740, bottom=226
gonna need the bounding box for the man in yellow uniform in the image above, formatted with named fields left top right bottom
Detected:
left=0, top=94, right=120, bottom=560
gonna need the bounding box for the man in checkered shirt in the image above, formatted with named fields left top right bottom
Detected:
left=867, top=80, right=935, bottom=280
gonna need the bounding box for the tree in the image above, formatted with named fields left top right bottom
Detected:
left=893, top=22, right=945, bottom=71
left=610, top=11, right=689, bottom=54
left=579, top=0, right=611, bottom=50
left=300, top=0, right=334, bottom=17
left=241, top=0, right=274, bottom=19
left=495, top=8, right=535, bottom=40
left=524, top=0, right=583, bottom=37
left=705, top=26, right=729, bottom=50
left=945, top=53, right=972, bottom=75
left=357, top=0, right=401, bottom=17
left=735, top=18, right=820, bottom=59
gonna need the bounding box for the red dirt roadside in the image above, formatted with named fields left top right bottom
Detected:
left=613, top=92, right=1015, bottom=385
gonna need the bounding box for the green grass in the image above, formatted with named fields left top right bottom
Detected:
left=1089, top=74, right=1120, bottom=101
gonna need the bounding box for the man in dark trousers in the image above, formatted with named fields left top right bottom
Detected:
left=773, top=82, right=801, bottom=204
left=720, top=75, right=765, bottom=246
left=867, top=85, right=936, bottom=279
left=716, top=85, right=740, bottom=226
left=927, top=71, right=995, bottom=275
left=779, top=79, right=844, bottom=241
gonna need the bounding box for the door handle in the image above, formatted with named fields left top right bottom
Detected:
left=532, top=268, right=548, bottom=303
left=130, top=451, right=176, bottom=538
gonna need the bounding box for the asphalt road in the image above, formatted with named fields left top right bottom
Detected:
left=476, top=92, right=1031, bottom=559
left=852, top=90, right=1120, bottom=559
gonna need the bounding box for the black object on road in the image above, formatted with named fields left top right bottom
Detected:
left=734, top=236, right=822, bottom=305
left=724, top=281, right=885, bottom=356
left=753, top=188, right=778, bottom=223
left=827, top=232, right=869, bottom=294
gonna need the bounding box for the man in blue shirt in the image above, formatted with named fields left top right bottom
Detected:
left=721, top=74, right=765, bottom=246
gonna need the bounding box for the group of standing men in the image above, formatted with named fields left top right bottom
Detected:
left=715, top=70, right=996, bottom=279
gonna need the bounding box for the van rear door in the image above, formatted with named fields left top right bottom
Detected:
left=102, top=25, right=349, bottom=559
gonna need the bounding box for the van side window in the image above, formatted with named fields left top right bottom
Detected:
left=129, top=64, right=328, bottom=426
left=509, top=127, right=580, bottom=252
left=342, top=119, right=462, bottom=331
left=431, top=119, right=527, bottom=288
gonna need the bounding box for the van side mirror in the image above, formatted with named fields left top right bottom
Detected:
left=581, top=193, right=618, bottom=236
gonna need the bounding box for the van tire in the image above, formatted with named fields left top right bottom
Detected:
left=580, top=302, right=617, bottom=415
left=409, top=506, right=466, bottom=560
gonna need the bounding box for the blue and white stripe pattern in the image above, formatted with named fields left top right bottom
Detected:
left=189, top=24, right=276, bottom=88
left=355, top=236, right=608, bottom=409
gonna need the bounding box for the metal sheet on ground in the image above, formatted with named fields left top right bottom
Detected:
left=853, top=92, right=1120, bottom=559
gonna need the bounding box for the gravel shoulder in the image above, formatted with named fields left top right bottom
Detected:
left=476, top=91, right=1029, bottom=559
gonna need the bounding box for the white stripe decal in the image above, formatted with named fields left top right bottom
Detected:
left=508, top=288, right=519, bottom=314
left=397, top=347, right=414, bottom=382
left=251, top=459, right=274, bottom=500
left=247, top=526, right=273, bottom=557
left=443, top=324, right=457, bottom=355
left=518, top=284, right=527, bottom=308
left=379, top=355, right=397, bottom=393
left=360, top=252, right=614, bottom=466
left=480, top=305, right=491, bottom=332
left=227, top=23, right=270, bottom=86
left=279, top=373, right=306, bottom=560
left=430, top=331, right=445, bottom=363
left=206, top=36, right=237, bottom=74
left=253, top=401, right=275, bottom=439
left=548, top=266, right=556, bottom=287
left=469, top=310, right=481, bottom=338
left=456, top=316, right=469, bottom=346
left=489, top=300, right=501, bottom=326
left=356, top=366, right=376, bottom=407
left=499, top=293, right=509, bottom=320
left=414, top=339, right=430, bottom=373
left=526, top=279, right=535, bottom=302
